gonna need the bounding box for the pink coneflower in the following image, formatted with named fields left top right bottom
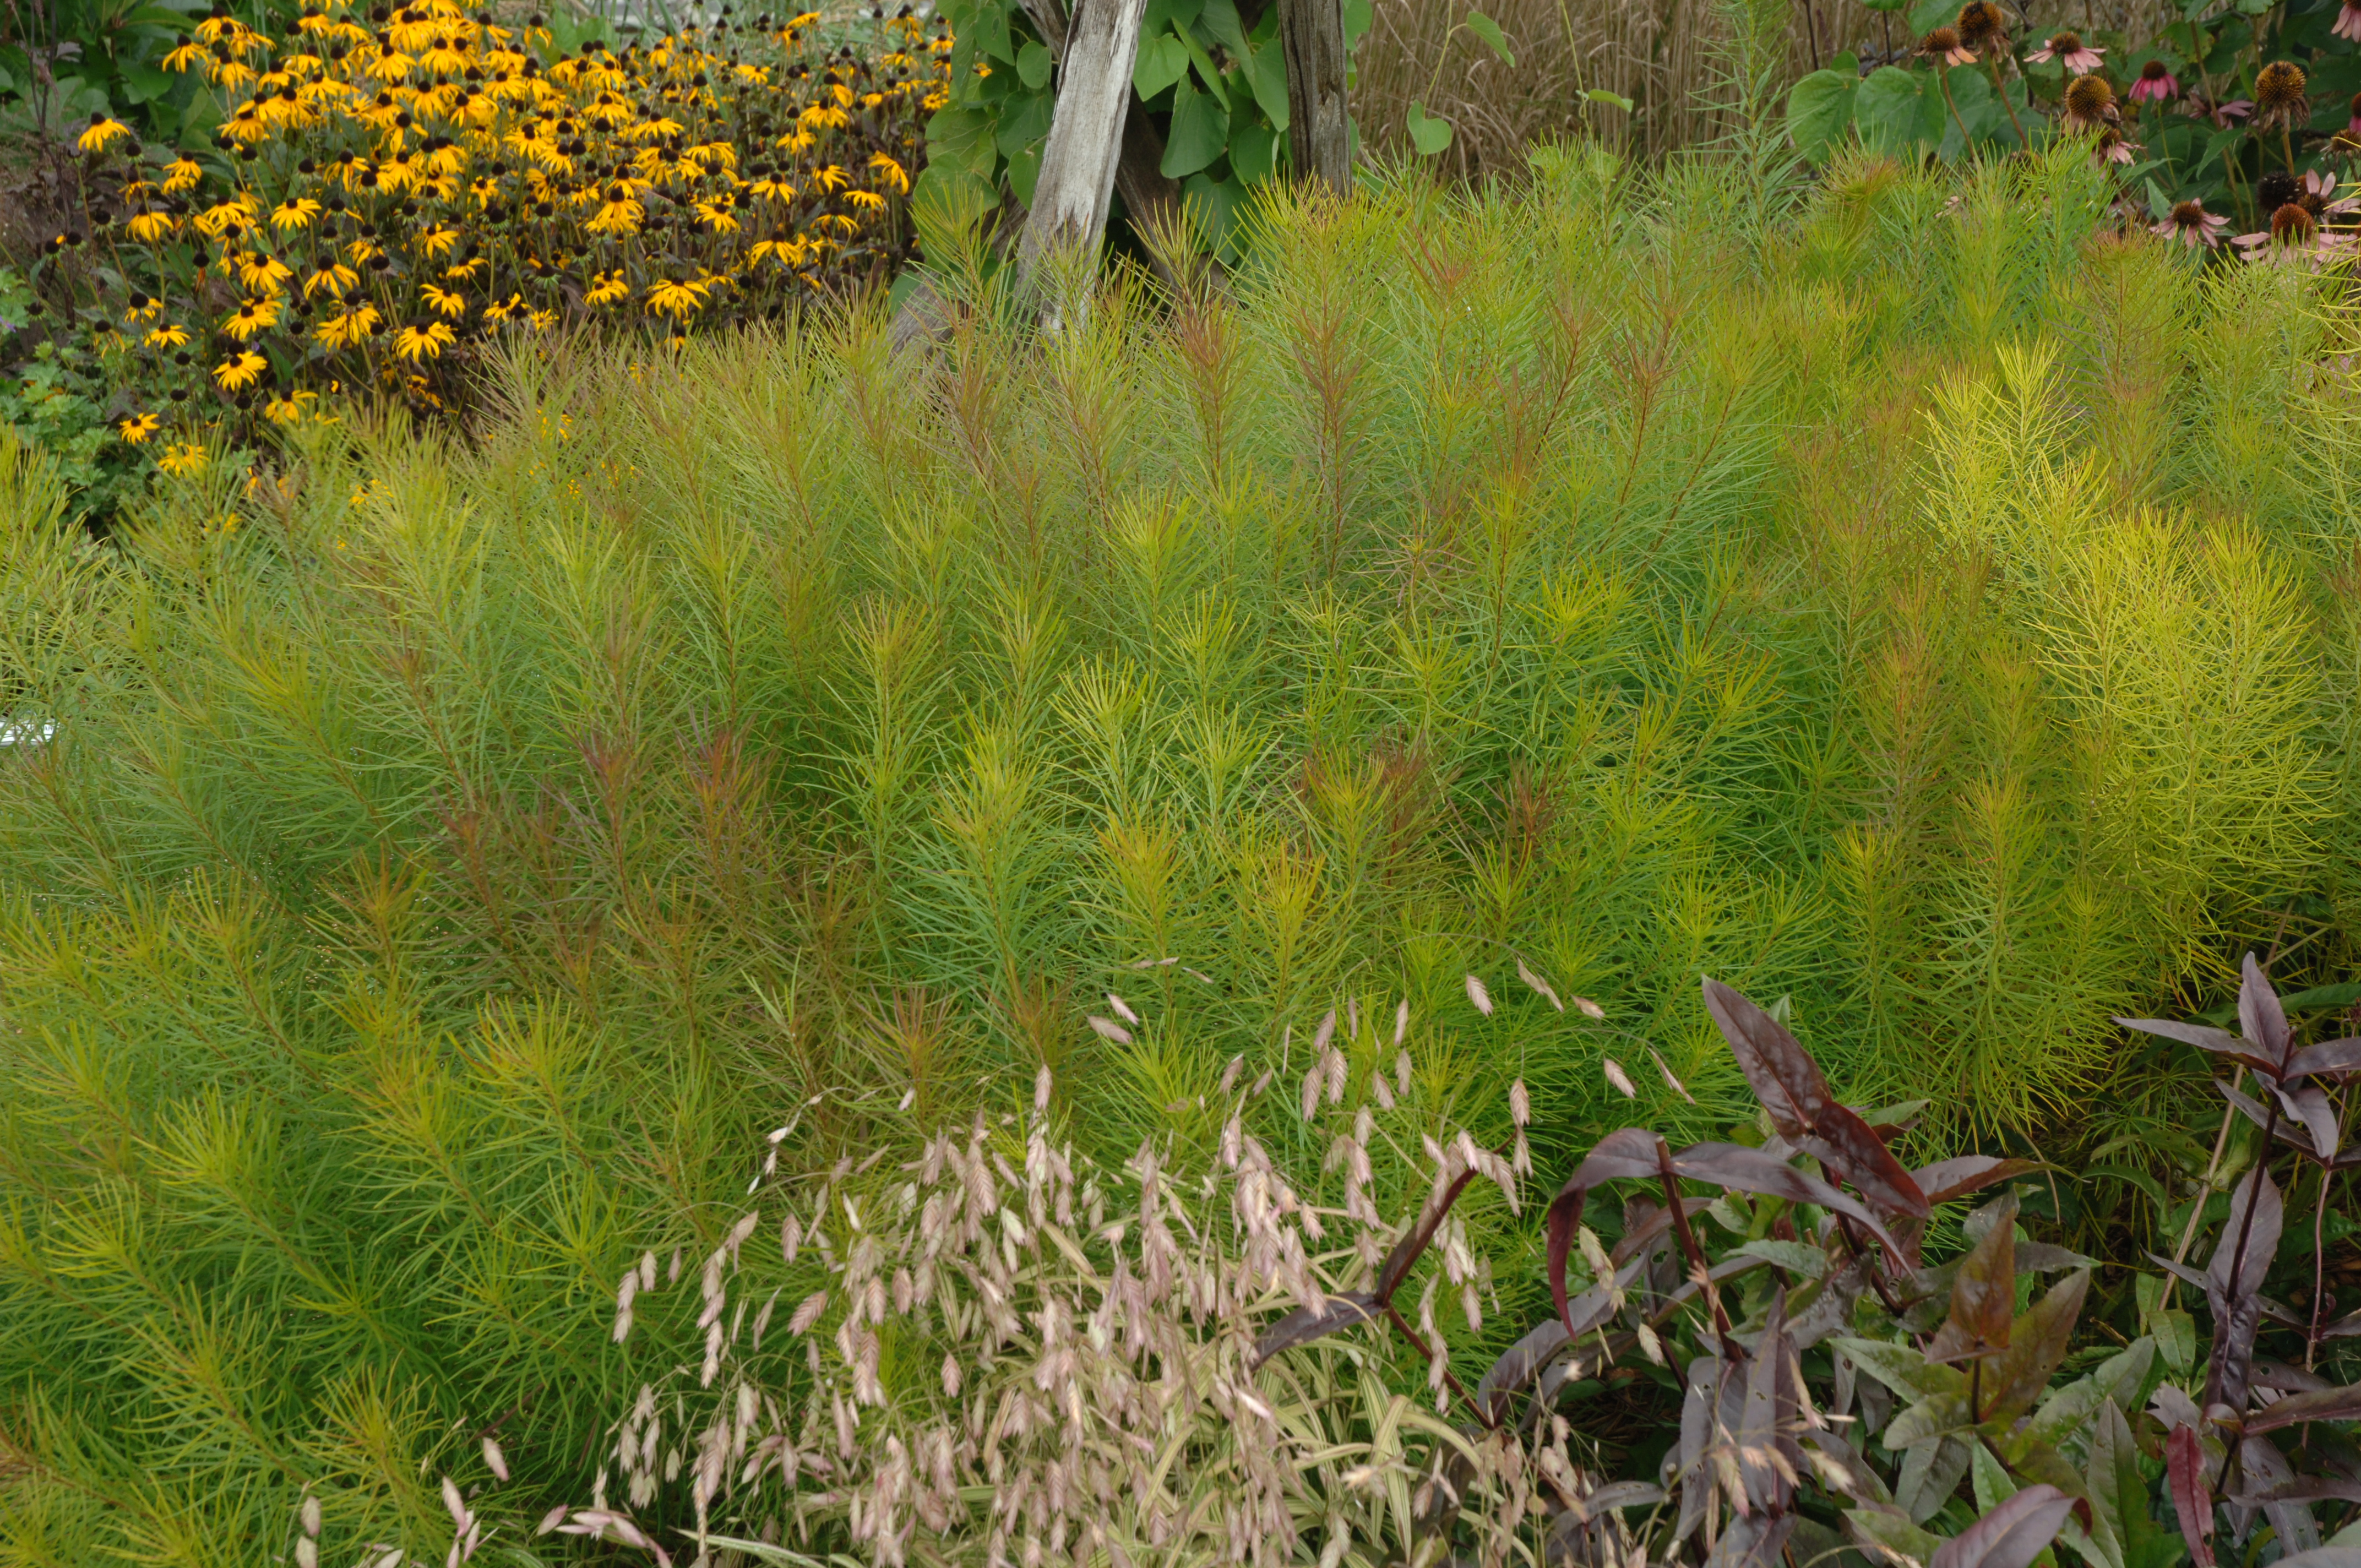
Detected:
left=2233, top=201, right=2351, bottom=264
left=2027, top=29, right=2104, bottom=73
left=1919, top=24, right=1977, bottom=65
left=2092, top=126, right=2138, bottom=164
left=2152, top=198, right=2229, bottom=248
left=2337, top=1, right=2361, bottom=41
left=2302, top=167, right=2359, bottom=220
left=2129, top=59, right=2179, bottom=102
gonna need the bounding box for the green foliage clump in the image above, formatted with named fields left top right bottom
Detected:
left=0, top=140, right=2358, bottom=1557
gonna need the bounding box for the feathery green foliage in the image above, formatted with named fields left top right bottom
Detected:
left=0, top=142, right=2356, bottom=1559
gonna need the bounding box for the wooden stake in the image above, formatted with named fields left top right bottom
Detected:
left=1015, top=0, right=1154, bottom=311
left=1019, top=0, right=1189, bottom=286
left=1277, top=0, right=1349, bottom=194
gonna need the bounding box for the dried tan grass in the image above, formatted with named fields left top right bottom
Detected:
left=1350, top=0, right=2157, bottom=175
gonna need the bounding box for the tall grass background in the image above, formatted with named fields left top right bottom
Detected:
left=0, top=142, right=2357, bottom=1558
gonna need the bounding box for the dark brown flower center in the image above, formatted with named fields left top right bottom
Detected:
left=2257, top=60, right=2308, bottom=110
left=2272, top=202, right=2318, bottom=241
left=2048, top=30, right=2083, bottom=51
left=2169, top=200, right=2206, bottom=227
left=2140, top=60, right=2170, bottom=80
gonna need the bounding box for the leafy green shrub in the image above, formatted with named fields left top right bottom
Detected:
left=0, top=0, right=216, bottom=146
left=0, top=268, right=156, bottom=524
left=2, top=141, right=2360, bottom=1559
left=1788, top=0, right=2361, bottom=242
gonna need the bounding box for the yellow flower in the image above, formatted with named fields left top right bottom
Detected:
left=846, top=188, right=886, bottom=211
left=585, top=184, right=644, bottom=236
left=420, top=283, right=468, bottom=319
left=869, top=151, right=910, bottom=193
left=442, top=257, right=487, bottom=281
left=162, top=41, right=210, bottom=73
left=416, top=225, right=461, bottom=259
left=127, top=211, right=179, bottom=241
left=264, top=389, right=321, bottom=424
left=221, top=298, right=282, bottom=340
left=76, top=115, right=132, bottom=153
left=144, top=324, right=191, bottom=349
left=694, top=197, right=741, bottom=232
left=215, top=351, right=268, bottom=390
left=117, top=413, right=161, bottom=444
left=643, top=276, right=712, bottom=318
left=585, top=270, right=630, bottom=307
left=157, top=442, right=208, bottom=477
left=747, top=173, right=796, bottom=202
left=270, top=198, right=323, bottom=231
left=161, top=155, right=204, bottom=194
left=237, top=253, right=293, bottom=294
left=812, top=162, right=849, bottom=192
left=314, top=303, right=382, bottom=349
left=302, top=260, right=358, bottom=298
left=392, top=319, right=455, bottom=361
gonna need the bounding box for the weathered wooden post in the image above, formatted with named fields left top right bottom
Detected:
left=1013, top=0, right=1154, bottom=311
left=1276, top=0, right=1349, bottom=194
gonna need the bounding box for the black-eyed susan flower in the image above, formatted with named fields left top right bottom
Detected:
left=157, top=442, right=208, bottom=477
left=585, top=270, right=630, bottom=306
left=78, top=112, right=133, bottom=153
left=270, top=197, right=323, bottom=231
left=643, top=275, right=711, bottom=317
left=302, top=260, right=360, bottom=298
left=392, top=319, right=456, bottom=361
left=420, top=283, right=468, bottom=318
left=215, top=351, right=269, bottom=390
left=145, top=323, right=192, bottom=349
left=118, top=412, right=162, bottom=443
left=222, top=298, right=284, bottom=340
left=314, top=303, right=383, bottom=349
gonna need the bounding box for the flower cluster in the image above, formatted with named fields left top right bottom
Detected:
left=53, top=0, right=947, bottom=444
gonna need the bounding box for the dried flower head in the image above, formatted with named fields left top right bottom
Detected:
left=1955, top=1, right=2006, bottom=47
left=2063, top=72, right=2119, bottom=129
left=2256, top=59, right=2309, bottom=126
left=1919, top=25, right=1976, bottom=64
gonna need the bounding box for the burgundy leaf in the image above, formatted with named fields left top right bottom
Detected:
left=1712, top=1509, right=1797, bottom=1568
left=2250, top=1360, right=2333, bottom=1393
left=2167, top=1423, right=2216, bottom=1568
left=2277, top=1084, right=2341, bottom=1162
left=2238, top=952, right=2292, bottom=1075
left=1928, top=1484, right=2075, bottom=1568
left=1738, top=1289, right=1802, bottom=1513
left=2202, top=1165, right=2281, bottom=1414
left=1978, top=1268, right=2089, bottom=1425
left=2285, top=1036, right=2361, bottom=1085
left=1476, top=1317, right=1571, bottom=1424
left=1376, top=1165, right=1481, bottom=1304
left=2233, top=1479, right=2361, bottom=1506
left=1699, top=982, right=1925, bottom=1218
left=1702, top=976, right=1834, bottom=1137
left=2146, top=1253, right=2212, bottom=1293
left=2239, top=1381, right=2361, bottom=1435
left=1610, top=1195, right=1713, bottom=1266
left=2320, top=1309, right=2361, bottom=1341
left=2114, top=1014, right=2278, bottom=1076
left=1927, top=1192, right=2016, bottom=1365
left=1669, top=1142, right=1906, bottom=1256
left=1250, top=1291, right=1378, bottom=1366
left=2267, top=1551, right=2361, bottom=1568
left=1912, top=1156, right=2041, bottom=1206
left=2219, top=1079, right=2320, bottom=1156
left=1673, top=1353, right=1723, bottom=1547
left=1545, top=1127, right=1662, bottom=1333
left=1794, top=1115, right=1931, bottom=1220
